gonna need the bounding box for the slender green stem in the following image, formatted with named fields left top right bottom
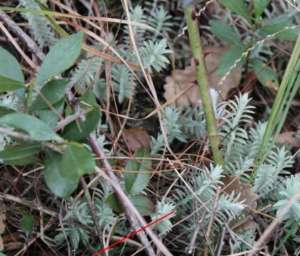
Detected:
left=184, top=5, right=223, bottom=165
left=256, top=34, right=300, bottom=167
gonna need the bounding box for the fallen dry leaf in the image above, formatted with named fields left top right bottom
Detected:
left=276, top=131, right=300, bottom=147
left=222, top=176, right=258, bottom=233
left=123, top=128, right=150, bottom=151
left=164, top=47, right=241, bottom=107
left=164, top=64, right=199, bottom=107
left=222, top=175, right=258, bottom=210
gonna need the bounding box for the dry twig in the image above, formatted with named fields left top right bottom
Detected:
left=89, top=134, right=173, bottom=256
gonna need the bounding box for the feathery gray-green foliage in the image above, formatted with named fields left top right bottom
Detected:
left=1, top=0, right=300, bottom=255
left=70, top=57, right=103, bottom=94
left=149, top=93, right=297, bottom=253
left=19, top=0, right=56, bottom=48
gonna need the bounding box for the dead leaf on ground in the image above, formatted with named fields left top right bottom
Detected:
left=163, top=47, right=241, bottom=108
left=123, top=128, right=150, bottom=151
left=222, top=175, right=258, bottom=233
left=222, top=175, right=258, bottom=209
left=276, top=131, right=300, bottom=147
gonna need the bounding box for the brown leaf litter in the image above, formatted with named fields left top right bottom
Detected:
left=123, top=128, right=150, bottom=151
left=222, top=175, right=259, bottom=232
left=276, top=131, right=300, bottom=148
left=164, top=47, right=241, bottom=108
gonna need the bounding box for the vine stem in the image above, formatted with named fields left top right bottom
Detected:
left=184, top=4, right=223, bottom=165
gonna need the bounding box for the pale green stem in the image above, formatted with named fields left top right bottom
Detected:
left=184, top=4, right=223, bottom=165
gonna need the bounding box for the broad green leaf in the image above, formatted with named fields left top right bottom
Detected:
left=260, top=14, right=292, bottom=33
left=105, top=193, right=123, bottom=213
left=276, top=27, right=300, bottom=41
left=62, top=110, right=100, bottom=141
left=0, top=106, right=14, bottom=117
left=20, top=213, right=34, bottom=233
left=62, top=93, right=100, bottom=141
left=59, top=143, right=95, bottom=179
left=129, top=195, right=154, bottom=215
left=209, top=20, right=241, bottom=45
left=0, top=75, right=24, bottom=92
left=44, top=152, right=78, bottom=198
left=217, top=45, right=246, bottom=76
left=259, top=13, right=298, bottom=41
left=36, top=101, right=64, bottom=129
left=106, top=194, right=154, bottom=215
left=251, top=59, right=279, bottom=89
left=125, top=148, right=151, bottom=195
left=219, top=0, right=251, bottom=22
left=0, top=143, right=40, bottom=165
left=0, top=47, right=24, bottom=83
left=36, top=32, right=84, bottom=87
left=80, top=91, right=99, bottom=107
left=30, top=79, right=68, bottom=110
left=0, top=113, right=62, bottom=142
left=0, top=47, right=24, bottom=92
left=253, top=0, right=269, bottom=17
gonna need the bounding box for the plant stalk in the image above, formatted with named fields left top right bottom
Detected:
left=256, top=34, right=300, bottom=166
left=184, top=4, right=223, bottom=165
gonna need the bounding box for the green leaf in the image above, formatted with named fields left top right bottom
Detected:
left=0, top=47, right=24, bottom=83
left=30, top=79, right=68, bottom=110
left=44, top=152, right=79, bottom=198
left=217, top=45, right=246, bottom=76
left=106, top=194, right=154, bottom=215
left=62, top=110, right=100, bottom=141
left=0, top=113, right=62, bottom=142
left=124, top=148, right=151, bottom=195
left=0, top=47, right=24, bottom=92
left=253, top=0, right=269, bottom=17
left=129, top=195, right=154, bottom=215
left=105, top=193, right=123, bottom=213
left=59, top=143, right=95, bottom=179
left=36, top=101, right=64, bottom=129
left=80, top=90, right=99, bottom=107
left=20, top=213, right=34, bottom=233
left=209, top=20, right=241, bottom=45
left=276, top=27, right=300, bottom=41
left=259, top=13, right=298, bottom=41
left=260, top=14, right=292, bottom=33
left=0, top=143, right=40, bottom=165
left=0, top=106, right=14, bottom=117
left=36, top=32, right=84, bottom=87
left=62, top=93, right=100, bottom=141
left=0, top=75, right=24, bottom=92
left=219, top=0, right=251, bottom=22
left=251, top=59, right=279, bottom=89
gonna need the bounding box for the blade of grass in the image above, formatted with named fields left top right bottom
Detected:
left=255, top=34, right=300, bottom=170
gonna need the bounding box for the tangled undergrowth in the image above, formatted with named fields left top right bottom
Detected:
left=0, top=0, right=300, bottom=255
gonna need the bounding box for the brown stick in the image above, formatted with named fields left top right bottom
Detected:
left=0, top=10, right=44, bottom=60
left=89, top=134, right=173, bottom=256
left=0, top=192, right=57, bottom=217
left=80, top=177, right=102, bottom=239
left=248, top=191, right=300, bottom=256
